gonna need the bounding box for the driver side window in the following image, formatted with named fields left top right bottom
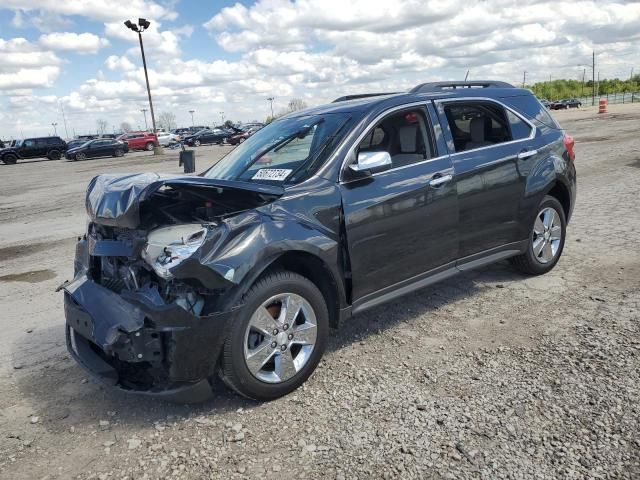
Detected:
left=357, top=109, right=434, bottom=169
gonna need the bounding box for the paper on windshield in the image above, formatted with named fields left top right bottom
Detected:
left=251, top=168, right=292, bottom=181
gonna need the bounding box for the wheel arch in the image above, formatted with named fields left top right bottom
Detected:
left=544, top=180, right=571, bottom=221
left=261, top=251, right=343, bottom=329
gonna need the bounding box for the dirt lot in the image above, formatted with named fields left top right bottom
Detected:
left=1, top=105, right=639, bottom=480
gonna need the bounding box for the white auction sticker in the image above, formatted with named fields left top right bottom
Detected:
left=251, top=168, right=292, bottom=181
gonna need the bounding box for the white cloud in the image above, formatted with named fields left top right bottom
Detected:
left=39, top=32, right=109, bottom=54
left=2, top=0, right=176, bottom=23
left=105, top=55, right=136, bottom=72
left=2, top=0, right=640, bottom=138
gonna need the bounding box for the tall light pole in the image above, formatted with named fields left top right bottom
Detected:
left=219, top=111, right=225, bottom=125
left=59, top=102, right=69, bottom=139
left=141, top=108, right=148, bottom=130
left=522, top=71, right=527, bottom=88
left=124, top=18, right=161, bottom=153
left=51, top=122, right=58, bottom=135
left=267, top=97, right=275, bottom=119
left=189, top=110, right=195, bottom=127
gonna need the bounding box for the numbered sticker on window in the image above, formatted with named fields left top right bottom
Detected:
left=251, top=168, right=292, bottom=181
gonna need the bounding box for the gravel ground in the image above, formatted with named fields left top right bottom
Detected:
left=0, top=105, right=639, bottom=479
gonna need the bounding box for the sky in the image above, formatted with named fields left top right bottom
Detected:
left=0, top=0, right=639, bottom=138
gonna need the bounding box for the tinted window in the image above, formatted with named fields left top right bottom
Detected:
left=357, top=108, right=434, bottom=169
left=507, top=111, right=532, bottom=140
left=24, top=139, right=35, bottom=147
left=443, top=102, right=512, bottom=152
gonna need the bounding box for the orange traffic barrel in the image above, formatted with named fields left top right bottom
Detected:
left=598, top=98, right=607, bottom=114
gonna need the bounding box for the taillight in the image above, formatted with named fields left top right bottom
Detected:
left=563, top=134, right=575, bottom=162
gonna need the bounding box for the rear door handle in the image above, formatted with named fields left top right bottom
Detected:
left=429, top=174, right=453, bottom=187
left=517, top=149, right=538, bottom=160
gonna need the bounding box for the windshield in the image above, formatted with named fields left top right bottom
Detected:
left=205, top=112, right=351, bottom=184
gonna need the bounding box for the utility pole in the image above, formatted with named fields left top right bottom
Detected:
left=189, top=110, right=195, bottom=126
left=581, top=69, right=586, bottom=97
left=267, top=97, right=275, bottom=119
left=51, top=122, right=58, bottom=135
left=141, top=108, right=148, bottom=131
left=219, top=111, right=225, bottom=125
left=59, top=102, right=69, bottom=139
left=522, top=71, right=527, bottom=88
left=592, top=51, right=596, bottom=106
left=464, top=70, right=469, bottom=81
left=597, top=71, right=600, bottom=98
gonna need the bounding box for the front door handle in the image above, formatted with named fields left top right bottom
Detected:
left=517, top=149, right=538, bottom=160
left=429, top=174, right=453, bottom=187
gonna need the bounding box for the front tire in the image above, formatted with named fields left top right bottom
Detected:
left=2, top=153, right=18, bottom=165
left=511, top=195, right=566, bottom=275
left=75, top=152, right=86, bottom=161
left=114, top=149, right=124, bottom=157
left=194, top=139, right=201, bottom=147
left=221, top=271, right=329, bottom=401
left=145, top=142, right=154, bottom=151
left=47, top=149, right=61, bottom=160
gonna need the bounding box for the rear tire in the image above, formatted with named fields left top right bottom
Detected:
left=47, top=149, right=61, bottom=160
left=2, top=153, right=18, bottom=165
left=221, top=271, right=329, bottom=401
left=510, top=195, right=566, bottom=275
left=114, top=149, right=124, bottom=157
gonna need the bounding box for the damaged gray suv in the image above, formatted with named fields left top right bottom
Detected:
left=61, top=81, right=576, bottom=401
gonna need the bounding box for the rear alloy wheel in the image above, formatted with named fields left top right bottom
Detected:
left=2, top=153, right=18, bottom=165
left=75, top=152, right=86, bottom=161
left=510, top=195, right=566, bottom=275
left=145, top=142, right=154, bottom=151
left=222, top=271, right=328, bottom=400
left=114, top=149, right=124, bottom=157
left=47, top=149, right=61, bottom=160
left=194, top=139, right=201, bottom=147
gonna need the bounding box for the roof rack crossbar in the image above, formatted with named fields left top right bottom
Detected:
left=332, top=92, right=400, bottom=103
left=410, top=81, right=515, bottom=93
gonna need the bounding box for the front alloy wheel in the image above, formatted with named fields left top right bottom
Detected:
left=76, top=152, right=86, bottom=161
left=244, top=293, right=318, bottom=383
left=221, top=271, right=328, bottom=400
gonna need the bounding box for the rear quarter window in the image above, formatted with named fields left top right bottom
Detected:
left=501, top=95, right=560, bottom=129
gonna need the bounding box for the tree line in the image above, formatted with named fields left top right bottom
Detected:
left=529, top=75, right=640, bottom=100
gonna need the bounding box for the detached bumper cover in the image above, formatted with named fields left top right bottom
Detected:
left=63, top=275, right=235, bottom=400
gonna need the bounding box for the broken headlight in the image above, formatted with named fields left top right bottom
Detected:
left=141, top=224, right=207, bottom=279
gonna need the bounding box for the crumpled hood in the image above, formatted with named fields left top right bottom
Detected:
left=86, top=172, right=284, bottom=229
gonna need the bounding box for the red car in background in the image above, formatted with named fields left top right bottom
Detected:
left=116, top=132, right=158, bottom=151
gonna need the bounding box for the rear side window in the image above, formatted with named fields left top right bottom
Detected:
left=506, top=111, right=533, bottom=140
left=443, top=102, right=512, bottom=152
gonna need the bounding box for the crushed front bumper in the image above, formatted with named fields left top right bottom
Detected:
left=62, top=274, right=235, bottom=402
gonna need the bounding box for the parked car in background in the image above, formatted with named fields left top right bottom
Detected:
left=157, top=132, right=180, bottom=146
left=183, top=128, right=232, bottom=146
left=61, top=80, right=576, bottom=401
left=66, top=139, right=88, bottom=150
left=550, top=99, right=582, bottom=110
left=0, top=136, right=67, bottom=164
left=188, top=126, right=210, bottom=134
left=100, top=133, right=117, bottom=139
left=116, top=132, right=158, bottom=151
left=65, top=138, right=128, bottom=161
left=173, top=128, right=193, bottom=136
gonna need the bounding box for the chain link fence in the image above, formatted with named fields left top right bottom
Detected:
left=575, top=92, right=640, bottom=106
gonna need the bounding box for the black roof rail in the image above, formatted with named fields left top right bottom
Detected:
left=332, top=92, right=400, bottom=103
left=410, top=81, right=515, bottom=93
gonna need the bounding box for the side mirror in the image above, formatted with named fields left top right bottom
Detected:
left=349, top=151, right=392, bottom=176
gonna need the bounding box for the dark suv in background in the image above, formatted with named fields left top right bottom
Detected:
left=61, top=81, right=576, bottom=402
left=1, top=136, right=67, bottom=164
